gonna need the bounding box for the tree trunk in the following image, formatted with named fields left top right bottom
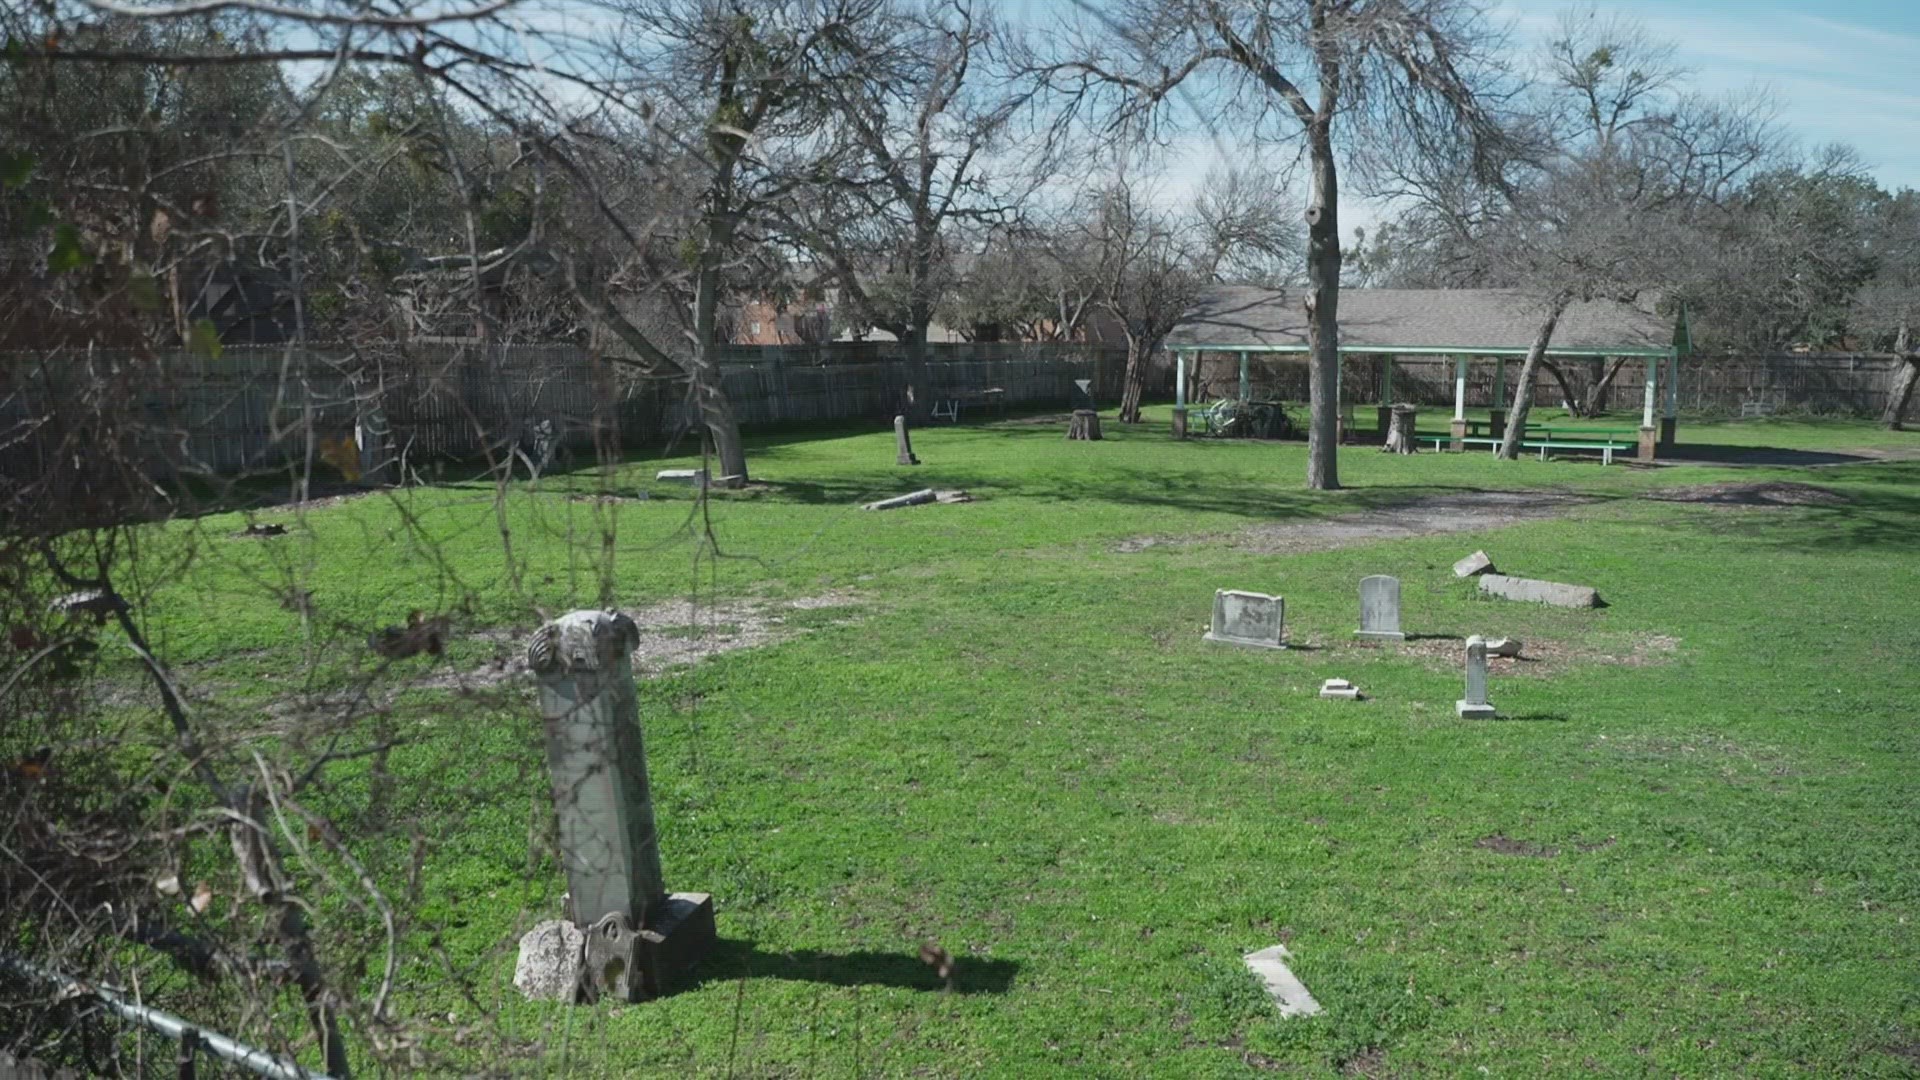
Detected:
left=693, top=236, right=749, bottom=487
left=1883, top=322, right=1916, bottom=429
left=1581, top=357, right=1631, bottom=417
left=1303, top=123, right=1341, bottom=490
left=902, top=322, right=931, bottom=421
left=1498, top=300, right=1569, bottom=460
left=1381, top=405, right=1418, bottom=454
left=1542, top=361, right=1583, bottom=417
left=1117, top=336, right=1147, bottom=423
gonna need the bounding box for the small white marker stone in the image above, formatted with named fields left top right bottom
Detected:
left=1244, top=944, right=1322, bottom=1017
left=1319, top=678, right=1361, bottom=700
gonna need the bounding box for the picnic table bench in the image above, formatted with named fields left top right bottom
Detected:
left=1421, top=422, right=1638, bottom=464
left=931, top=387, right=1006, bottom=422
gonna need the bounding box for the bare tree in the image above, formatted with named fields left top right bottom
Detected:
left=1073, top=177, right=1205, bottom=423
left=780, top=0, right=1038, bottom=414
left=1034, top=0, right=1508, bottom=488
left=1854, top=189, right=1920, bottom=427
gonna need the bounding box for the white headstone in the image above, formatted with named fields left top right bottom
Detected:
left=1204, top=590, right=1285, bottom=650
left=1355, top=575, right=1405, bottom=641
left=1457, top=634, right=1496, bottom=718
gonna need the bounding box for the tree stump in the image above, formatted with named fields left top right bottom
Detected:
left=1381, top=405, right=1418, bottom=454
left=1067, top=409, right=1102, bottom=441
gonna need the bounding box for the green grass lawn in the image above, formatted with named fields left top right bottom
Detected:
left=106, top=409, right=1920, bottom=1075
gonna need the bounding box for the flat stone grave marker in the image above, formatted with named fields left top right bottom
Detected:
left=1204, top=590, right=1285, bottom=650
left=1457, top=634, right=1496, bottom=718
left=1355, top=575, right=1405, bottom=641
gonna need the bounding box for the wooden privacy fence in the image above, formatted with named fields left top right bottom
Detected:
left=1182, top=352, right=1910, bottom=417
left=0, top=342, right=1124, bottom=479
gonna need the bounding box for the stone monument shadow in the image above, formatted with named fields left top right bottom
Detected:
left=687, top=941, right=1020, bottom=995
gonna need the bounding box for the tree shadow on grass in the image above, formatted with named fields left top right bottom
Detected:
left=1658, top=443, right=1876, bottom=468
left=685, top=940, right=1018, bottom=995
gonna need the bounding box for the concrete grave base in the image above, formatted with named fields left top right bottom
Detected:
left=1319, top=678, right=1361, bottom=700
left=1203, top=631, right=1287, bottom=650
left=1354, top=630, right=1405, bottom=642
left=1456, top=699, right=1497, bottom=719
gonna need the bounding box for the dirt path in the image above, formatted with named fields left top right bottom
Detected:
left=1116, top=490, right=1593, bottom=555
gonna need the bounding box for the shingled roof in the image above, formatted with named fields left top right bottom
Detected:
left=1167, top=286, right=1673, bottom=356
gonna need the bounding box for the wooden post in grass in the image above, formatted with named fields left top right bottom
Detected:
left=523, top=610, right=714, bottom=1001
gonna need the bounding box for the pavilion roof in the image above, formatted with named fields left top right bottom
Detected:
left=1167, top=286, right=1675, bottom=357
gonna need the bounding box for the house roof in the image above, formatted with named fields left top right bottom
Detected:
left=1167, top=286, right=1674, bottom=357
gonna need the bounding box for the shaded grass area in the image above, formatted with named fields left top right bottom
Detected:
left=101, top=412, right=1920, bottom=1075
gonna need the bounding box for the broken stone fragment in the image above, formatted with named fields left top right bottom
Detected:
left=513, top=919, right=586, bottom=1002
left=1452, top=550, right=1496, bottom=578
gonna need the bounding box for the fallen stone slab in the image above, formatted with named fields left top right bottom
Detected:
left=656, top=468, right=708, bottom=486
left=1243, top=944, right=1322, bottom=1018
left=1453, top=550, right=1497, bottom=578
left=1487, top=637, right=1523, bottom=657
left=861, top=489, right=972, bottom=511
left=1478, top=574, right=1602, bottom=609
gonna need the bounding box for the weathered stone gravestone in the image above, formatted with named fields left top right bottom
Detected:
left=1204, top=590, right=1285, bottom=649
left=894, top=415, right=920, bottom=466
left=1070, top=378, right=1096, bottom=411
left=1457, top=634, right=1496, bottom=718
left=516, top=610, right=715, bottom=1002
left=1355, top=575, right=1405, bottom=641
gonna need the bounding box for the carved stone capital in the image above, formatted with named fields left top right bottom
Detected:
left=526, top=610, right=640, bottom=676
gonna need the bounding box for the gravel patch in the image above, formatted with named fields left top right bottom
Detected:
left=1645, top=481, right=1850, bottom=507
left=1116, top=490, right=1591, bottom=555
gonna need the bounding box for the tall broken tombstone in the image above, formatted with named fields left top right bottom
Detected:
left=516, top=610, right=715, bottom=1003
left=895, top=415, right=920, bottom=466
left=1355, top=575, right=1405, bottom=641
left=1457, top=634, right=1496, bottom=719
left=1204, top=590, right=1286, bottom=650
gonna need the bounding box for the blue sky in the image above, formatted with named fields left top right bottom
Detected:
left=1510, top=0, right=1920, bottom=188
left=1011, top=0, right=1920, bottom=235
